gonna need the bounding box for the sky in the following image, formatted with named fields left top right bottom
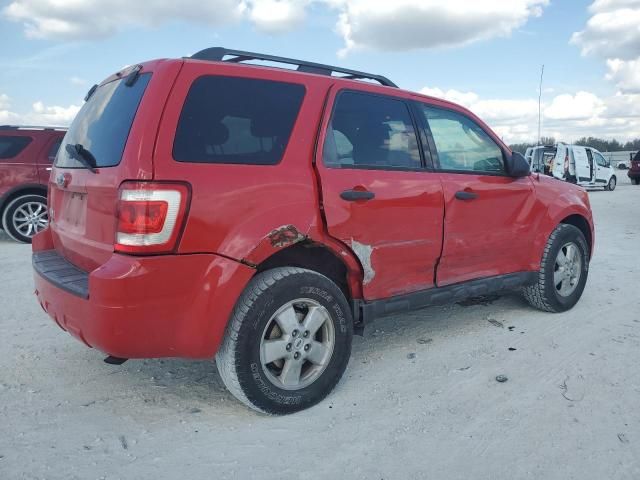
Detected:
left=1, top=0, right=639, bottom=144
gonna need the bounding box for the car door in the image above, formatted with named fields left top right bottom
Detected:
left=585, top=148, right=596, bottom=183
left=571, top=147, right=591, bottom=184
left=316, top=88, right=445, bottom=300
left=418, top=103, right=538, bottom=287
left=0, top=134, right=37, bottom=200
left=592, top=151, right=610, bottom=185
left=37, top=135, right=63, bottom=185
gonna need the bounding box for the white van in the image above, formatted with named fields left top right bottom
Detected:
left=525, top=145, right=557, bottom=174
left=550, top=143, right=617, bottom=191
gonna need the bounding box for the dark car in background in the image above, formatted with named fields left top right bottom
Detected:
left=0, top=126, right=66, bottom=243
left=629, top=151, right=640, bottom=185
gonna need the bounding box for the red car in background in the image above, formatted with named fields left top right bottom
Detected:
left=0, top=126, right=66, bottom=243
left=629, top=151, right=640, bottom=185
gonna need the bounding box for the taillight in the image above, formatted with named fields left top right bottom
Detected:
left=115, top=182, right=190, bottom=254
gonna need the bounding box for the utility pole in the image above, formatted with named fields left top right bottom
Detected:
left=538, top=64, right=544, bottom=145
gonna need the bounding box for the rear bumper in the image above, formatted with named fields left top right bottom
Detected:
left=32, top=231, right=254, bottom=359
left=628, top=170, right=640, bottom=179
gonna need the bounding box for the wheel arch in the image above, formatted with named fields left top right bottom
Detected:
left=560, top=214, right=593, bottom=257
left=0, top=183, right=48, bottom=217
left=255, top=240, right=360, bottom=304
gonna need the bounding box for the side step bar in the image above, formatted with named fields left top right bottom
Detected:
left=352, top=271, right=537, bottom=330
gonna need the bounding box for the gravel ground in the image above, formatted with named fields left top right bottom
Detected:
left=1, top=175, right=639, bottom=480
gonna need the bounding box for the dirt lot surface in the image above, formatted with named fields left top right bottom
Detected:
left=1, top=176, right=639, bottom=480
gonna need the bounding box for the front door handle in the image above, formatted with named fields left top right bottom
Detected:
left=455, top=191, right=478, bottom=201
left=340, top=189, right=375, bottom=201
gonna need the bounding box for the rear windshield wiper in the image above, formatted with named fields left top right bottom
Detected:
left=65, top=143, right=98, bottom=173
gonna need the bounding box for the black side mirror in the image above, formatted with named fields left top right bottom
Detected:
left=505, top=151, right=531, bottom=178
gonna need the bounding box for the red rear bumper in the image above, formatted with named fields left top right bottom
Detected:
left=32, top=229, right=254, bottom=359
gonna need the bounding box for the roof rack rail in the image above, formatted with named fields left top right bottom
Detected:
left=189, top=47, right=398, bottom=88
left=0, top=125, right=68, bottom=131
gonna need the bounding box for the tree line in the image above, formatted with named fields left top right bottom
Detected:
left=510, top=137, right=640, bottom=154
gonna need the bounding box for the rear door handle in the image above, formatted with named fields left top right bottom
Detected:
left=340, top=189, right=375, bottom=201
left=455, top=191, right=478, bottom=201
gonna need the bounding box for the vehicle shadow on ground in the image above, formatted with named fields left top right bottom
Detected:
left=95, top=292, right=530, bottom=416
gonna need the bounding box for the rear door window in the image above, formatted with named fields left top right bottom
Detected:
left=173, top=76, right=305, bottom=165
left=56, top=73, right=151, bottom=169
left=323, top=91, right=422, bottom=170
left=0, top=136, right=32, bottom=159
left=46, top=137, right=63, bottom=163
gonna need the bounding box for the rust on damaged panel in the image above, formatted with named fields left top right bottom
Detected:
left=268, top=225, right=307, bottom=248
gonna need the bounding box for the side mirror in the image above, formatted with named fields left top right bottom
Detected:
left=505, top=151, right=531, bottom=178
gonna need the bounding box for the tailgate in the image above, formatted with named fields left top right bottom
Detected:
left=49, top=60, right=182, bottom=272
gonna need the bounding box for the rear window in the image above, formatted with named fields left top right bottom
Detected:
left=0, top=136, right=32, bottom=159
left=56, top=73, right=151, bottom=168
left=173, top=76, right=305, bottom=165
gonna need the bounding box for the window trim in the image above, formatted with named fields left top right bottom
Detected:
left=0, top=135, right=33, bottom=160
left=417, top=102, right=510, bottom=177
left=171, top=74, right=307, bottom=167
left=321, top=89, right=429, bottom=172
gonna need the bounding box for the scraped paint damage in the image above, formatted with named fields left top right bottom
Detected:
left=268, top=225, right=307, bottom=248
left=351, top=239, right=375, bottom=285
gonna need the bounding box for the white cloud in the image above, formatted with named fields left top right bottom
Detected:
left=69, top=76, right=86, bottom=86
left=4, top=0, right=548, bottom=56
left=3, top=0, right=246, bottom=40
left=544, top=92, right=605, bottom=120
left=571, top=1, right=640, bottom=93
left=29, top=101, right=80, bottom=125
left=0, top=94, right=10, bottom=110
left=419, top=86, right=640, bottom=143
left=571, top=0, right=640, bottom=60
left=606, top=58, right=640, bottom=93
left=0, top=94, right=80, bottom=126
left=248, top=0, right=307, bottom=34
left=333, top=0, right=548, bottom=56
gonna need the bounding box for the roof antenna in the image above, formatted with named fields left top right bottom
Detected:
left=538, top=64, right=544, bottom=146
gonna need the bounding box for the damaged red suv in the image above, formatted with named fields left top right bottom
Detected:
left=33, top=48, right=594, bottom=414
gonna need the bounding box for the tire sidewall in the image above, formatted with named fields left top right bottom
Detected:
left=2, top=194, right=47, bottom=244
left=543, top=225, right=589, bottom=312
left=234, top=271, right=353, bottom=414
left=608, top=176, right=616, bottom=191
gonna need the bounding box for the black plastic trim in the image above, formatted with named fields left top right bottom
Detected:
left=33, top=250, right=89, bottom=299
left=352, top=271, right=537, bottom=326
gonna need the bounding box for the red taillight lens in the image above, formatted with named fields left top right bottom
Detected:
left=117, top=201, right=168, bottom=234
left=115, top=182, right=190, bottom=254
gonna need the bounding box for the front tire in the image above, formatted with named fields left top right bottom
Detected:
left=216, top=267, right=353, bottom=414
left=1, top=194, right=48, bottom=244
left=606, top=176, right=616, bottom=191
left=523, top=224, right=589, bottom=313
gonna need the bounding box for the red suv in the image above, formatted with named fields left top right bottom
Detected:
left=629, top=151, right=640, bottom=185
left=1, top=126, right=65, bottom=242
left=32, top=48, right=594, bottom=414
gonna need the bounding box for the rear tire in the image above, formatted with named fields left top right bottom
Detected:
left=216, top=267, right=353, bottom=415
left=1, top=194, right=48, bottom=244
left=606, top=176, right=616, bottom=191
left=523, top=224, right=589, bottom=313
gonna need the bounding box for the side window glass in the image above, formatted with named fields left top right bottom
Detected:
left=323, top=92, right=421, bottom=170
left=47, top=138, right=63, bottom=163
left=0, top=136, right=32, bottom=159
left=422, top=106, right=505, bottom=174
left=173, top=76, right=305, bottom=165
left=594, top=153, right=607, bottom=167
